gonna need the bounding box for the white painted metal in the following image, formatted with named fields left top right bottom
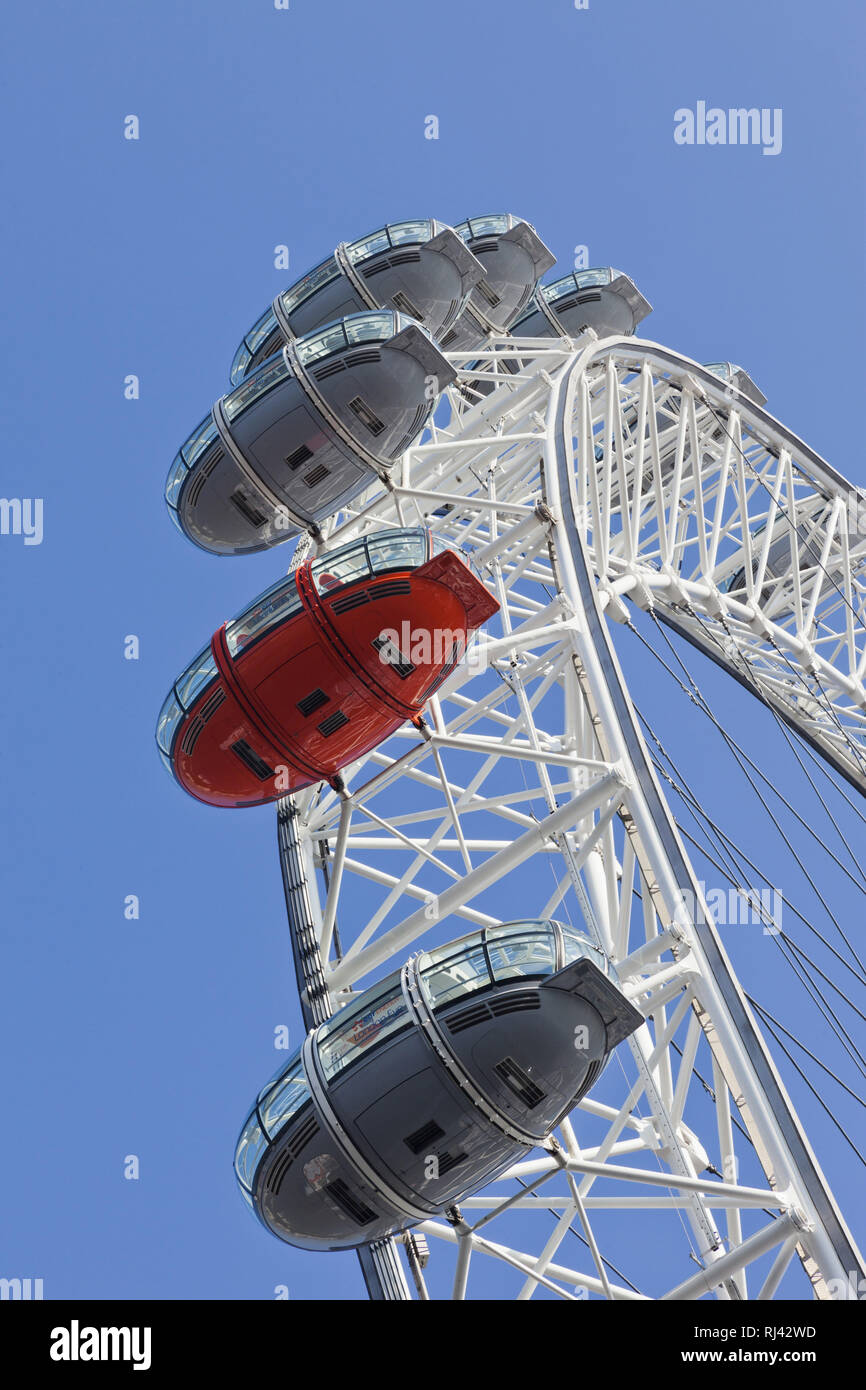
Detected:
left=283, top=332, right=865, bottom=1299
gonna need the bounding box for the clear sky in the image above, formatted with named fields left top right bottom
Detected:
left=1, top=0, right=864, bottom=1300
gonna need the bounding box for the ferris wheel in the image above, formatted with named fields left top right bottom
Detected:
left=159, top=214, right=866, bottom=1301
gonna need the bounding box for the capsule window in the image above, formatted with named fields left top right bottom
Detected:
left=246, top=307, right=280, bottom=354
left=223, top=352, right=292, bottom=422
left=156, top=690, right=185, bottom=755
left=280, top=257, right=341, bottom=317
left=234, top=1112, right=268, bottom=1191
left=166, top=453, right=189, bottom=508
left=224, top=576, right=303, bottom=657
left=316, top=972, right=409, bottom=1081
left=420, top=940, right=491, bottom=1012
left=486, top=927, right=558, bottom=983
left=180, top=415, right=220, bottom=469
left=259, top=1059, right=311, bottom=1140
left=457, top=214, right=512, bottom=241
left=175, top=647, right=219, bottom=710
left=312, top=541, right=371, bottom=595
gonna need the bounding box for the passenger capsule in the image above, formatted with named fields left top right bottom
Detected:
left=156, top=528, right=499, bottom=807
left=229, top=220, right=483, bottom=385
left=436, top=214, right=556, bottom=353
left=704, top=361, right=767, bottom=407
left=234, top=921, right=643, bottom=1250
left=166, top=312, right=455, bottom=556
left=721, top=513, right=831, bottom=611
left=513, top=266, right=652, bottom=341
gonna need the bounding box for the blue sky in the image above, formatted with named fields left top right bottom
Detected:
left=1, top=0, right=864, bottom=1299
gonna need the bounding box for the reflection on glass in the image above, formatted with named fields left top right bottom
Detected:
left=156, top=691, right=185, bottom=754
left=223, top=352, right=292, bottom=422
left=309, top=528, right=431, bottom=597
left=181, top=415, right=220, bottom=468
left=420, top=939, right=490, bottom=1011
left=246, top=306, right=280, bottom=354
left=344, top=311, right=394, bottom=345
left=312, top=541, right=370, bottom=594
left=367, top=530, right=426, bottom=574
left=541, top=268, right=613, bottom=303
left=559, top=924, right=611, bottom=976
left=387, top=219, right=433, bottom=247
left=345, top=229, right=391, bottom=263
left=417, top=921, right=613, bottom=1012
left=259, top=1058, right=311, bottom=1139
left=166, top=454, right=188, bottom=508
left=486, top=924, right=558, bottom=981
left=317, top=972, right=409, bottom=1080
left=230, top=342, right=253, bottom=386
left=234, top=1112, right=268, bottom=1191
left=175, top=647, right=219, bottom=709
left=455, top=214, right=511, bottom=241
left=280, top=257, right=341, bottom=317
left=225, top=575, right=303, bottom=656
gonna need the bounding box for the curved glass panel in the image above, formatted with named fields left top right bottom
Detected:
left=230, top=342, right=253, bottom=386
left=280, top=256, right=341, bottom=317
left=157, top=748, right=174, bottom=780
left=311, top=539, right=371, bottom=594
left=344, top=311, right=397, bottom=346
left=419, top=936, right=491, bottom=1011
left=344, top=228, right=392, bottom=263
left=175, top=646, right=219, bottom=709
left=455, top=214, right=512, bottom=241
left=310, top=528, right=430, bottom=597
left=223, top=351, right=292, bottom=422
left=295, top=320, right=351, bottom=366
left=387, top=219, right=433, bottom=247
left=224, top=575, right=303, bottom=657
left=181, top=415, right=220, bottom=468
left=165, top=454, right=188, bottom=508
left=166, top=503, right=185, bottom=536
left=316, top=970, right=409, bottom=1081
left=366, top=529, right=427, bottom=574
left=541, top=268, right=613, bottom=303
left=156, top=690, right=185, bottom=755
left=258, top=1056, right=311, bottom=1140
left=234, top=1111, right=268, bottom=1191
left=486, top=922, right=558, bottom=982
left=246, top=305, right=280, bottom=355
left=558, top=923, right=613, bottom=978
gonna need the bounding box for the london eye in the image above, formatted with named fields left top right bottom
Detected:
left=159, top=212, right=866, bottom=1301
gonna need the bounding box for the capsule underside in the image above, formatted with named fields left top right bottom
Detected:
left=256, top=970, right=614, bottom=1250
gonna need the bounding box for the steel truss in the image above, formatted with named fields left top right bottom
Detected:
left=277, top=332, right=866, bottom=1300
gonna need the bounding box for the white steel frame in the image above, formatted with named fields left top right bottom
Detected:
left=281, top=332, right=865, bottom=1300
